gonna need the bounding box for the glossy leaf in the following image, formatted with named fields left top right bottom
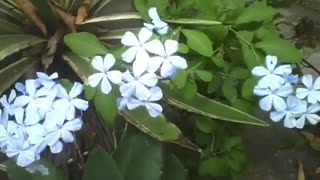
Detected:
left=165, top=18, right=222, bottom=25
left=83, top=147, right=123, bottom=180
left=81, top=12, right=142, bottom=24
left=94, top=88, right=118, bottom=125
left=120, top=108, right=200, bottom=151
left=113, top=129, right=162, bottom=180
left=235, top=1, right=277, bottom=24
left=0, top=34, right=45, bottom=60
left=64, top=32, right=108, bottom=58
left=160, top=82, right=268, bottom=126
left=181, top=29, right=213, bottom=57
left=0, top=57, right=40, bottom=95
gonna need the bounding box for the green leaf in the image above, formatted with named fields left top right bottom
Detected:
left=64, top=32, right=108, bottom=58
left=121, top=108, right=200, bottom=151
left=94, top=88, right=118, bottom=125
left=222, top=79, right=238, bottom=102
left=62, top=52, right=95, bottom=84
left=239, top=40, right=263, bottom=69
left=234, top=1, right=277, bottom=24
left=226, top=150, right=247, bottom=173
left=199, top=157, right=229, bottom=177
left=113, top=129, right=162, bottom=180
left=195, top=70, right=213, bottom=82
left=81, top=12, right=142, bottom=24
left=171, top=69, right=188, bottom=89
left=230, top=67, right=250, bottom=80
left=83, top=147, right=123, bottom=180
left=6, top=159, right=33, bottom=180
left=0, top=19, right=23, bottom=34
left=207, top=74, right=222, bottom=94
left=177, top=43, right=189, bottom=54
left=0, top=35, right=45, bottom=60
left=255, top=38, right=302, bottom=63
left=161, top=153, right=187, bottom=180
left=181, top=29, right=213, bottom=57
left=195, top=116, right=216, bottom=133
left=241, top=77, right=257, bottom=100
left=182, top=76, right=197, bottom=100
left=84, top=85, right=96, bottom=100
left=165, top=18, right=222, bottom=25
left=160, top=82, right=268, bottom=126
left=0, top=57, right=40, bottom=95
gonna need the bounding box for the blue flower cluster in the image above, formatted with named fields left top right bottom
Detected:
left=88, top=7, right=188, bottom=117
left=0, top=72, right=88, bottom=173
left=252, top=55, right=320, bottom=128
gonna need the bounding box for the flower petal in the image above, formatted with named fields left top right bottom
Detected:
left=103, top=54, right=116, bottom=70
left=273, top=64, right=292, bottom=75
left=144, top=39, right=165, bottom=56
left=169, top=56, right=187, bottom=69
left=259, top=95, right=273, bottom=111
left=139, top=73, right=158, bottom=87
left=138, top=27, right=153, bottom=44
left=164, top=40, right=178, bottom=56
left=101, top=76, right=112, bottom=94
left=72, top=99, right=89, bottom=111
left=107, top=70, right=122, bottom=84
left=69, top=82, right=83, bottom=99
left=49, top=141, right=63, bottom=154
left=121, top=31, right=139, bottom=46
left=148, top=86, right=163, bottom=101
left=122, top=47, right=138, bottom=63
left=265, top=55, right=277, bottom=71
left=147, top=57, right=164, bottom=73
left=251, top=66, right=269, bottom=77
left=91, top=56, right=105, bottom=72
left=127, top=98, right=142, bottom=110
left=145, top=102, right=162, bottom=117
left=272, top=96, right=286, bottom=111
left=270, top=111, right=286, bottom=122
left=88, top=73, right=104, bottom=88
left=301, top=74, right=313, bottom=89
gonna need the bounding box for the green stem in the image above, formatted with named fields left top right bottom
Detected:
left=229, top=27, right=260, bottom=64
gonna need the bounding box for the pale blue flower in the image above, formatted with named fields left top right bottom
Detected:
left=144, top=39, right=187, bottom=78
left=270, top=96, right=306, bottom=128
left=282, top=73, right=298, bottom=84
left=144, top=7, right=168, bottom=35
left=43, top=111, right=82, bottom=154
left=119, top=70, right=158, bottom=100
left=296, top=74, right=320, bottom=104
left=14, top=80, right=53, bottom=125
left=295, top=102, right=320, bottom=129
left=121, top=28, right=153, bottom=76
left=53, top=83, right=88, bottom=120
left=6, top=141, right=37, bottom=167
left=26, top=162, right=49, bottom=175
left=88, top=54, right=122, bottom=94
left=253, top=83, right=293, bottom=111
left=252, top=55, right=292, bottom=89
left=36, top=72, right=58, bottom=89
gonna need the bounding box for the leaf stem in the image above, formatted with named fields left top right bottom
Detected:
left=228, top=27, right=260, bottom=65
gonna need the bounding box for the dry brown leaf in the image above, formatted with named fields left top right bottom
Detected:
left=297, top=160, right=305, bottom=180
left=75, top=0, right=93, bottom=24
left=14, top=0, right=47, bottom=36
left=50, top=2, right=76, bottom=32
left=42, top=28, right=66, bottom=69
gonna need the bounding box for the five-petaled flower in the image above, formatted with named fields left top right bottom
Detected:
left=252, top=55, right=292, bottom=90
left=144, top=7, right=168, bottom=35
left=296, top=74, right=320, bottom=104
left=88, top=54, right=122, bottom=94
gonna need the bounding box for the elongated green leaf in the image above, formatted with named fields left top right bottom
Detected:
left=160, top=82, right=268, bottom=126
left=0, top=56, right=40, bottom=95
left=113, top=129, right=162, bottom=180
left=0, top=35, right=45, bottom=60
left=81, top=12, right=142, bottom=24
left=0, top=1, right=25, bottom=22
left=0, top=19, right=24, bottom=34
left=181, top=29, right=213, bottom=57
left=64, top=32, right=108, bottom=58
left=62, top=52, right=200, bottom=151
left=83, top=147, right=123, bottom=180
left=165, top=18, right=222, bottom=25
left=90, top=0, right=111, bottom=16
left=121, top=108, right=200, bottom=151
left=99, top=28, right=141, bottom=40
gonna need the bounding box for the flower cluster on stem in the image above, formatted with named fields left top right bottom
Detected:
left=88, top=7, right=188, bottom=117
left=252, top=55, right=320, bottom=128
left=0, top=72, right=88, bottom=174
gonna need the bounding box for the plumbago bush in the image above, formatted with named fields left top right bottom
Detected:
left=0, top=0, right=313, bottom=179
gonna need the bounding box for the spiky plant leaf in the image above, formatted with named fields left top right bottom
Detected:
left=80, top=12, right=142, bottom=24
left=0, top=19, right=24, bottom=34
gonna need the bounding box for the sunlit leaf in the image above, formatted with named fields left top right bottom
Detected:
left=81, top=12, right=142, bottom=24
left=64, top=32, right=108, bottom=58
